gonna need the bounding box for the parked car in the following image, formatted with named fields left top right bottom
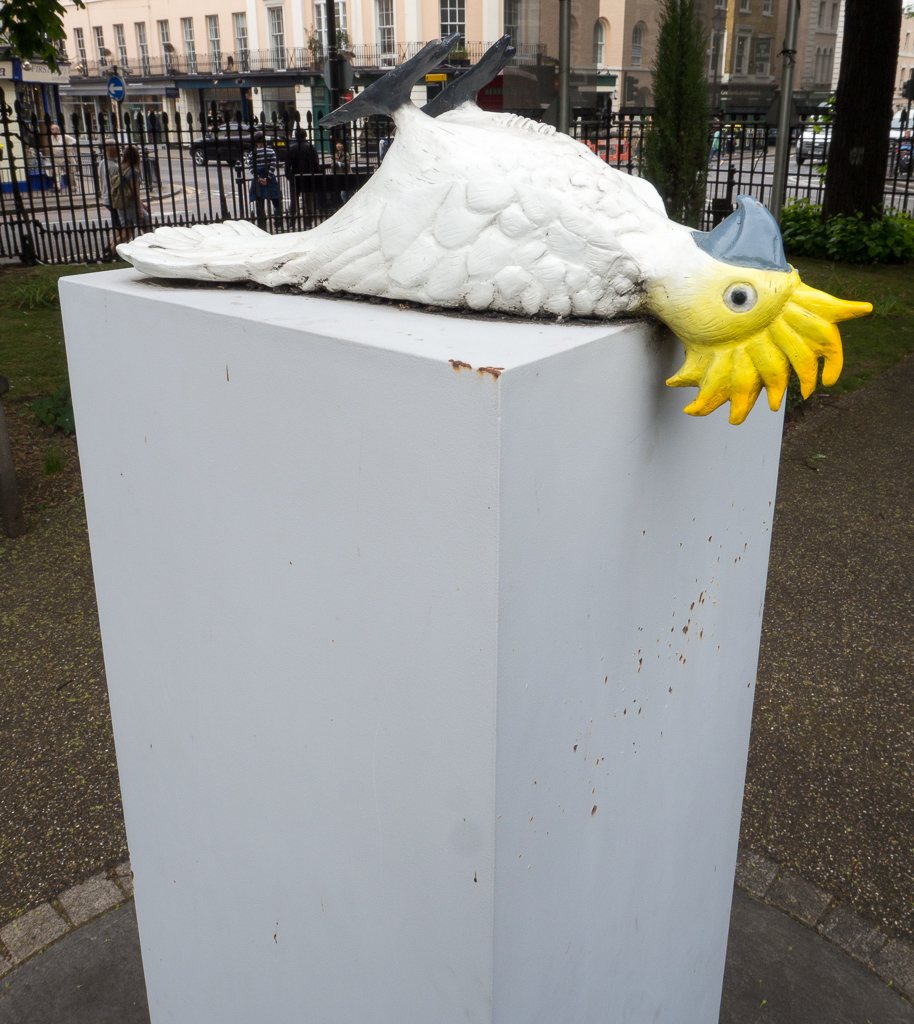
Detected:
left=189, top=123, right=288, bottom=166
left=795, top=120, right=831, bottom=166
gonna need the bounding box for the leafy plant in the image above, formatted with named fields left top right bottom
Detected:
left=780, top=200, right=914, bottom=264
left=28, top=384, right=75, bottom=436
left=0, top=281, right=59, bottom=310
left=641, top=0, right=710, bottom=228
left=0, top=0, right=85, bottom=72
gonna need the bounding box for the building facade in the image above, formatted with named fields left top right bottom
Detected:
left=775, top=0, right=842, bottom=108
left=590, top=0, right=784, bottom=114
left=57, top=0, right=613, bottom=130
left=895, top=9, right=914, bottom=114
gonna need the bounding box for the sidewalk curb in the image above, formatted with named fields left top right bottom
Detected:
left=735, top=848, right=914, bottom=1002
left=0, top=860, right=133, bottom=979
left=2, top=848, right=912, bottom=1003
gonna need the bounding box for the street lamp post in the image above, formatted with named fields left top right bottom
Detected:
left=710, top=11, right=726, bottom=114
left=558, top=0, right=571, bottom=134
left=770, top=0, right=800, bottom=224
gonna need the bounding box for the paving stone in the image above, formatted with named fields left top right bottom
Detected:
left=873, top=939, right=914, bottom=1000
left=113, top=859, right=134, bottom=896
left=0, top=954, right=12, bottom=979
left=58, top=873, right=123, bottom=926
left=767, top=871, right=832, bottom=927
left=734, top=848, right=779, bottom=897
left=819, top=903, right=887, bottom=962
left=0, top=904, right=69, bottom=964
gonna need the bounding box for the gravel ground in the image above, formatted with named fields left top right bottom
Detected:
left=741, top=353, right=914, bottom=941
left=0, top=401, right=126, bottom=923
left=1, top=358, right=912, bottom=939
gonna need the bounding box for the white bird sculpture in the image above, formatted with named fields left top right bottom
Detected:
left=119, top=36, right=870, bottom=424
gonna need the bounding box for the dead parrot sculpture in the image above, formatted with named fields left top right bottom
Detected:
left=118, top=35, right=871, bottom=425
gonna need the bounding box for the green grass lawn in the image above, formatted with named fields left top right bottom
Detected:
left=0, top=263, right=127, bottom=400
left=791, top=257, right=914, bottom=395
left=1, top=257, right=912, bottom=405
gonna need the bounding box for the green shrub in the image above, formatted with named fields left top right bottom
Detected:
left=780, top=200, right=914, bottom=264
left=27, top=384, right=75, bottom=436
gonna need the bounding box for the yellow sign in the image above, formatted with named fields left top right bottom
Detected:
left=425, top=73, right=448, bottom=82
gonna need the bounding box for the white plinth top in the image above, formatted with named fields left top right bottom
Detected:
left=72, top=268, right=649, bottom=374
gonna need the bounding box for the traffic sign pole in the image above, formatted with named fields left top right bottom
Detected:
left=107, top=74, right=126, bottom=129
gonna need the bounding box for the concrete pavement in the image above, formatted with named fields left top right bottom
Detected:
left=2, top=859, right=913, bottom=1024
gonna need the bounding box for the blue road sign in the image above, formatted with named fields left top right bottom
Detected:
left=107, top=76, right=126, bottom=102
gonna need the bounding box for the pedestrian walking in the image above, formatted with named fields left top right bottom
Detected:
left=246, top=131, right=282, bottom=229
left=285, top=128, right=321, bottom=228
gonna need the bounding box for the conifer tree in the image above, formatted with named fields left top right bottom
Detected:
left=641, top=0, right=711, bottom=228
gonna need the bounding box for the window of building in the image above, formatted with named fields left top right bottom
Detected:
left=315, top=2, right=349, bottom=50
left=762, top=0, right=773, bottom=14
left=754, top=36, right=771, bottom=75
left=376, top=0, right=396, bottom=58
left=262, top=85, right=296, bottom=121
left=206, top=16, right=221, bottom=71
left=631, top=23, right=643, bottom=66
left=233, top=12, right=248, bottom=69
left=158, top=20, right=174, bottom=70
left=734, top=34, right=748, bottom=75
left=715, top=0, right=727, bottom=9
left=113, top=25, right=128, bottom=67
left=830, top=3, right=838, bottom=28
left=73, top=26, right=87, bottom=67
left=593, top=20, right=605, bottom=65
left=182, top=18, right=197, bottom=72
left=93, top=26, right=107, bottom=65
left=709, top=30, right=725, bottom=75
left=504, top=0, right=520, bottom=46
left=740, top=0, right=750, bottom=13
left=267, top=6, right=285, bottom=66
left=906, top=32, right=910, bottom=53
left=813, top=46, right=833, bottom=84
left=817, top=1, right=826, bottom=27
left=439, top=0, right=465, bottom=39
left=135, top=22, right=149, bottom=74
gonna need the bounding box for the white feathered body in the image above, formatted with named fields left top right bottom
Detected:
left=122, top=105, right=704, bottom=319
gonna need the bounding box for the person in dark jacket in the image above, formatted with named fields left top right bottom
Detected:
left=285, top=128, right=322, bottom=228
left=245, top=131, right=282, bottom=227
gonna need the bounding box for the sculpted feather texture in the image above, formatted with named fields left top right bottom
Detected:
left=119, top=36, right=871, bottom=424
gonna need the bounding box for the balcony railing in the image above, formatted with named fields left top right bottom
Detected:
left=67, top=41, right=549, bottom=81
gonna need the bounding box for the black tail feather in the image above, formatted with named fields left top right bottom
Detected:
left=319, top=35, right=462, bottom=126
left=422, top=36, right=515, bottom=118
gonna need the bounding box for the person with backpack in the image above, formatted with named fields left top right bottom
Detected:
left=108, top=145, right=150, bottom=252
left=246, top=131, right=282, bottom=229
left=285, top=127, right=322, bottom=228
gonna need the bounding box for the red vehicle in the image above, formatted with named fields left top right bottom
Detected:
left=475, top=67, right=541, bottom=113
left=585, top=137, right=631, bottom=164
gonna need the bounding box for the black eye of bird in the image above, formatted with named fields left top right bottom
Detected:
left=723, top=283, right=758, bottom=313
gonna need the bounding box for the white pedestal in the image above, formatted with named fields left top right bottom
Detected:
left=61, top=270, right=783, bottom=1024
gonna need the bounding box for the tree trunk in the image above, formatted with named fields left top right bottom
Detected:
left=822, top=0, right=902, bottom=220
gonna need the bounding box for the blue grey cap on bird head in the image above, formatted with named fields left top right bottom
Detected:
left=692, top=195, right=790, bottom=273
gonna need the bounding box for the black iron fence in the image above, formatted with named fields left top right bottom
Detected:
left=567, top=115, right=914, bottom=229
left=1, top=103, right=912, bottom=266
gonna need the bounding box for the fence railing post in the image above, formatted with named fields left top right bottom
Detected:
left=1, top=103, right=37, bottom=265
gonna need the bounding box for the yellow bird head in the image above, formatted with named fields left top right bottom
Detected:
left=644, top=197, right=872, bottom=425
